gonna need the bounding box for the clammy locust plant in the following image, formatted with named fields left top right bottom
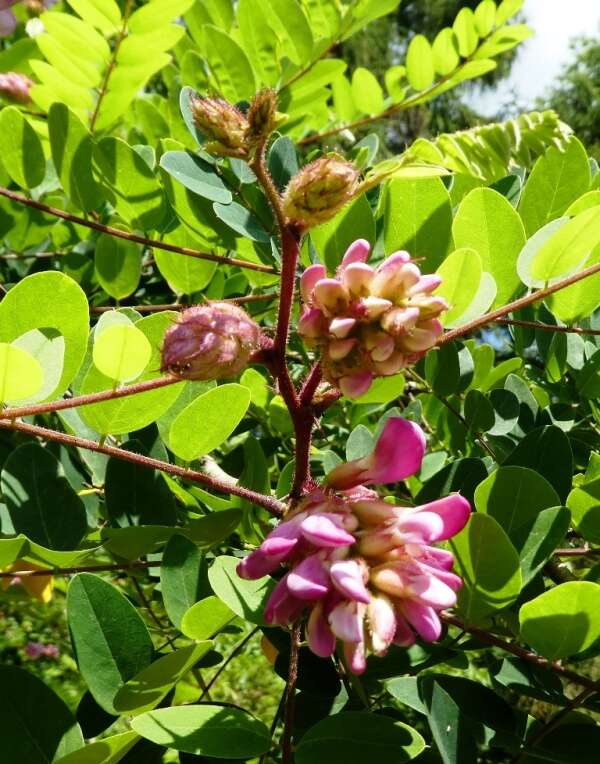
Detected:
left=0, top=0, right=600, bottom=762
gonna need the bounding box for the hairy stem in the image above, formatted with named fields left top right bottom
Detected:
left=0, top=186, right=277, bottom=274
left=282, top=622, right=302, bottom=764
left=89, top=294, right=277, bottom=314
left=0, top=418, right=284, bottom=515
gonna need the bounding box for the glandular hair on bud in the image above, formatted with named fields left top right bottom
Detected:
left=190, top=95, right=249, bottom=158
left=161, top=302, right=261, bottom=382
left=282, top=155, right=360, bottom=230
left=247, top=89, right=279, bottom=146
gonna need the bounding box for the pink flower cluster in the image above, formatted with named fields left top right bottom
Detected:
left=298, top=239, right=447, bottom=398
left=25, top=641, right=59, bottom=660
left=237, top=418, right=470, bottom=674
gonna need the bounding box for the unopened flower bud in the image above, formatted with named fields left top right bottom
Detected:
left=161, top=302, right=260, bottom=381
left=0, top=72, right=34, bottom=104
left=190, top=95, right=249, bottom=158
left=282, top=155, right=360, bottom=229
left=246, top=88, right=279, bottom=146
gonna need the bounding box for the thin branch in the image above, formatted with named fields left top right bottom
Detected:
left=0, top=186, right=277, bottom=275
left=438, top=260, right=600, bottom=346
left=0, top=561, right=154, bottom=578
left=200, top=627, right=259, bottom=700
left=2, top=375, right=180, bottom=419
left=279, top=41, right=338, bottom=93
left=0, top=418, right=285, bottom=516
left=442, top=613, right=598, bottom=691
left=512, top=680, right=600, bottom=763
left=554, top=547, right=600, bottom=557
left=89, top=294, right=277, bottom=314
left=282, top=622, right=302, bottom=764
left=89, top=0, right=134, bottom=133
left=495, top=318, right=600, bottom=336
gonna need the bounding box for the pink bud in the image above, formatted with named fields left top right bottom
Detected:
left=368, top=594, right=397, bottom=655
left=341, top=262, right=375, bottom=296
left=0, top=72, right=33, bottom=103
left=339, top=372, right=374, bottom=399
left=344, top=639, right=367, bottom=674
left=287, top=554, right=330, bottom=600
left=399, top=600, right=442, bottom=642
left=301, top=264, right=327, bottom=304
left=330, top=560, right=371, bottom=604
left=313, top=278, right=349, bottom=315
left=306, top=603, right=336, bottom=657
left=340, top=239, right=371, bottom=267
left=161, top=302, right=260, bottom=381
left=298, top=307, right=326, bottom=340
left=300, top=513, right=356, bottom=548
left=328, top=600, right=366, bottom=643
left=329, top=317, right=356, bottom=338
left=328, top=338, right=356, bottom=361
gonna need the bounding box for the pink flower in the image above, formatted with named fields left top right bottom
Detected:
left=236, top=419, right=471, bottom=673
left=25, top=641, right=59, bottom=660
left=161, top=302, right=261, bottom=381
left=0, top=71, right=33, bottom=104
left=298, top=239, right=447, bottom=397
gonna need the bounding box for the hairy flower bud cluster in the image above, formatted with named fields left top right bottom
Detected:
left=0, top=71, right=33, bottom=103
left=298, top=239, right=448, bottom=398
left=237, top=418, right=470, bottom=674
left=282, top=155, right=360, bottom=229
left=161, top=302, right=260, bottom=381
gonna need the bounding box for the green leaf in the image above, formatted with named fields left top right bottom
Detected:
left=474, top=0, right=496, bottom=36
left=93, top=324, right=152, bottom=383
left=453, top=187, right=526, bottom=306
left=169, top=384, right=251, bottom=461
left=213, top=200, right=270, bottom=243
left=201, top=24, right=257, bottom=101
left=53, top=731, right=139, bottom=764
left=432, top=27, right=460, bottom=76
left=296, top=712, right=425, bottom=764
left=180, top=595, right=237, bottom=640
left=113, top=643, right=213, bottom=715
left=154, top=227, right=217, bottom=295
left=66, top=0, right=121, bottom=34
left=464, top=389, right=495, bottom=432
left=449, top=513, right=522, bottom=623
left=453, top=8, right=479, bottom=57
left=382, top=177, right=452, bottom=270
left=2, top=443, right=87, bottom=550
left=424, top=342, right=460, bottom=396
left=435, top=248, right=482, bottom=327
left=208, top=555, right=275, bottom=625
left=406, top=34, right=434, bottom=91
left=546, top=244, right=600, bottom=323
left=241, top=367, right=270, bottom=408
left=94, top=234, right=142, bottom=301
left=0, top=666, right=81, bottom=764
left=519, top=506, right=570, bottom=584
left=519, top=581, right=600, bottom=659
left=0, top=342, right=44, bottom=404
left=0, top=271, right=89, bottom=401
left=161, top=534, right=209, bottom=629
left=67, top=573, right=154, bottom=713
left=93, top=137, right=166, bottom=230
left=505, top=425, right=573, bottom=502
left=0, top=107, right=46, bottom=189
left=129, top=0, right=195, bottom=33
left=519, top=137, right=591, bottom=237
left=567, top=477, right=600, bottom=544
left=530, top=206, right=600, bottom=282
left=187, top=508, right=243, bottom=548
left=311, top=193, right=375, bottom=272
left=474, top=466, right=560, bottom=547
left=496, top=0, right=524, bottom=25
left=159, top=151, right=232, bottom=204
left=237, top=0, right=281, bottom=86
left=351, top=67, right=384, bottom=114
left=263, top=0, right=314, bottom=66
left=131, top=704, right=271, bottom=757
left=353, top=374, right=405, bottom=405
left=48, top=103, right=103, bottom=212
left=104, top=442, right=177, bottom=527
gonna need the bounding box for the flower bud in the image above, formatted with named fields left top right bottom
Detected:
left=0, top=72, right=34, bottom=104
left=161, top=302, right=260, bottom=381
left=190, top=95, right=249, bottom=158
left=246, top=88, right=280, bottom=146
left=282, top=155, right=360, bottom=229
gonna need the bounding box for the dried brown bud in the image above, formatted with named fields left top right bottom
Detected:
left=246, top=89, right=279, bottom=146
left=161, top=302, right=261, bottom=381
left=282, top=155, right=360, bottom=229
left=190, top=95, right=249, bottom=158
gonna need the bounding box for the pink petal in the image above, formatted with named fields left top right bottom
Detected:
left=397, top=511, right=445, bottom=543
left=328, top=601, right=366, bottom=643
left=418, top=563, right=463, bottom=591
left=301, top=264, right=326, bottom=303
left=330, top=560, right=371, bottom=604
left=401, top=319, right=442, bottom=352
left=409, top=574, right=457, bottom=609
left=298, top=307, right=326, bottom=339
left=393, top=611, right=417, bottom=647
left=400, top=600, right=442, bottom=642
left=340, top=239, right=371, bottom=267
left=339, top=372, right=373, bottom=399
left=368, top=594, right=397, bottom=655
left=360, top=296, right=392, bottom=319
left=287, top=554, right=330, bottom=600
left=381, top=306, right=420, bottom=335
left=341, top=262, right=375, bottom=295
left=329, top=317, right=356, bottom=338
left=329, top=338, right=356, bottom=361
left=369, top=334, right=395, bottom=363
left=236, top=539, right=294, bottom=580
left=265, top=576, right=305, bottom=626
left=408, top=274, right=443, bottom=295
left=343, top=639, right=367, bottom=675
left=419, top=545, right=455, bottom=571
left=348, top=498, right=398, bottom=526
left=300, top=513, right=356, bottom=548
left=306, top=603, right=336, bottom=658
left=327, top=417, right=426, bottom=489
left=414, top=494, right=471, bottom=541
left=313, top=278, right=349, bottom=314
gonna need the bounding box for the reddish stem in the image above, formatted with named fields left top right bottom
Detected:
left=0, top=418, right=284, bottom=516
